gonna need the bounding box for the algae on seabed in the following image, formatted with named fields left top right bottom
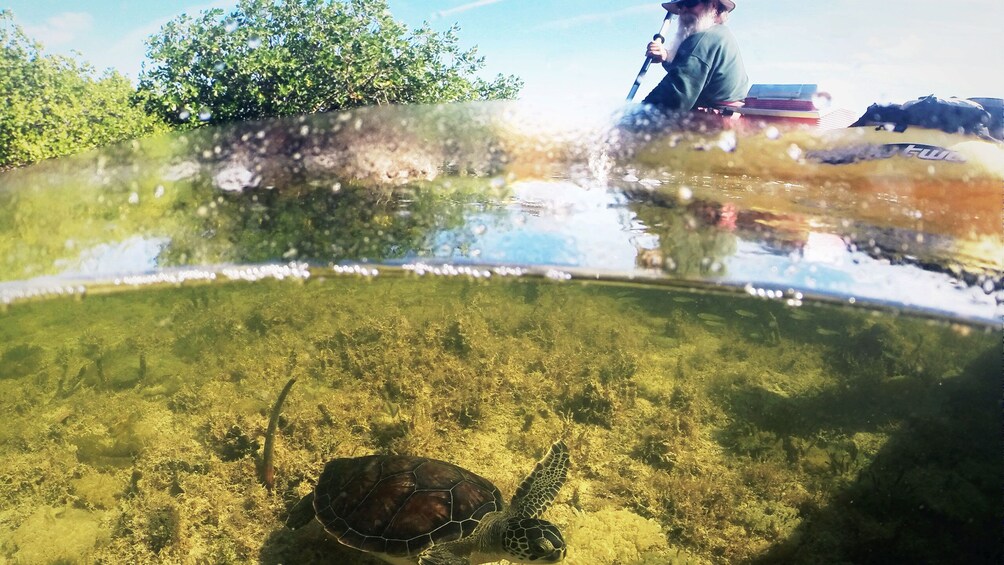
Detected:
left=0, top=272, right=999, bottom=564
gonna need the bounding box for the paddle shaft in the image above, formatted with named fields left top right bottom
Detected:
left=626, top=12, right=674, bottom=101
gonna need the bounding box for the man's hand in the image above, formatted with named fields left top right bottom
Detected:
left=647, top=40, right=669, bottom=63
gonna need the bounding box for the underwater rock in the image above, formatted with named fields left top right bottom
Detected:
left=11, top=505, right=109, bottom=563
left=71, top=472, right=125, bottom=510
left=553, top=506, right=687, bottom=565
left=73, top=433, right=144, bottom=469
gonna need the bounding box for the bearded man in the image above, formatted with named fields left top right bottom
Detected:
left=642, top=0, right=749, bottom=111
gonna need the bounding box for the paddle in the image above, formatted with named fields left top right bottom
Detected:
left=626, top=12, right=674, bottom=101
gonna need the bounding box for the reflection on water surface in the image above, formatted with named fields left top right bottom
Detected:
left=1, top=103, right=1000, bottom=321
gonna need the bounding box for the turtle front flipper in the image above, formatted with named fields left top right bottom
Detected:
left=418, top=546, right=470, bottom=565
left=510, top=441, right=569, bottom=518
left=285, top=492, right=316, bottom=529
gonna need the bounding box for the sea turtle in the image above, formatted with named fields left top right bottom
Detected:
left=286, top=441, right=570, bottom=565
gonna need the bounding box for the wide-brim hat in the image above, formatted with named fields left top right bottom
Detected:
left=662, top=0, right=736, bottom=14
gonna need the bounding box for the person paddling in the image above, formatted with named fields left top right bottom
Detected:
left=642, top=0, right=749, bottom=112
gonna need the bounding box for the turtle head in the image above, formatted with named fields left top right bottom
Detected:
left=502, top=517, right=566, bottom=563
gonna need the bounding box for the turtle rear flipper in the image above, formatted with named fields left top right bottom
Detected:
left=285, top=492, right=316, bottom=529
left=511, top=441, right=569, bottom=518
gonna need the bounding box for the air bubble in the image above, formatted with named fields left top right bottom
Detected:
left=811, top=92, right=832, bottom=110
left=786, top=144, right=803, bottom=161
left=716, top=131, right=737, bottom=152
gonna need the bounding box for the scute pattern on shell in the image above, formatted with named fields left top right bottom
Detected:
left=312, top=455, right=504, bottom=557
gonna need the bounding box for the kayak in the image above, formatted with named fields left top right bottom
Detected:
left=634, top=123, right=1004, bottom=185
left=626, top=85, right=1003, bottom=245
left=633, top=84, right=1004, bottom=185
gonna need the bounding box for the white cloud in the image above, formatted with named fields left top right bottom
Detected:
left=435, top=0, right=505, bottom=18
left=21, top=12, right=93, bottom=47
left=533, top=4, right=652, bottom=31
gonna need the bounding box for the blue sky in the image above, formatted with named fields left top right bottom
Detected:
left=6, top=0, right=1003, bottom=115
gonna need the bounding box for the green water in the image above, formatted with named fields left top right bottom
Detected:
left=0, top=270, right=998, bottom=564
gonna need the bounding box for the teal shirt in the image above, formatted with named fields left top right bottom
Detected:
left=643, top=24, right=749, bottom=111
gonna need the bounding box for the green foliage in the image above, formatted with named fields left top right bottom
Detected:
left=0, top=11, right=167, bottom=170
left=138, top=0, right=523, bottom=127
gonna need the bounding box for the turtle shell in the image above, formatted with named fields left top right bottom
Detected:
left=312, top=454, right=504, bottom=557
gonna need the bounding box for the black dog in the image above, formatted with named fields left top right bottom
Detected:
left=851, top=95, right=998, bottom=139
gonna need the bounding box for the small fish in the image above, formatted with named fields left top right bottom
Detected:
left=698, top=313, right=726, bottom=323
left=734, top=309, right=757, bottom=318
left=816, top=328, right=840, bottom=336
left=672, top=296, right=696, bottom=304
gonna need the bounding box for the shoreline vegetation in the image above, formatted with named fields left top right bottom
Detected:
left=0, top=0, right=522, bottom=171
left=0, top=273, right=998, bottom=563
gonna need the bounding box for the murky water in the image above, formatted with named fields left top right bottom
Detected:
left=1, top=102, right=1001, bottom=564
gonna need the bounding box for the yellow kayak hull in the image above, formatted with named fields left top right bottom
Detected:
left=636, top=124, right=1004, bottom=183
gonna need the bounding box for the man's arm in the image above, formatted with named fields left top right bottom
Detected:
left=642, top=55, right=712, bottom=111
